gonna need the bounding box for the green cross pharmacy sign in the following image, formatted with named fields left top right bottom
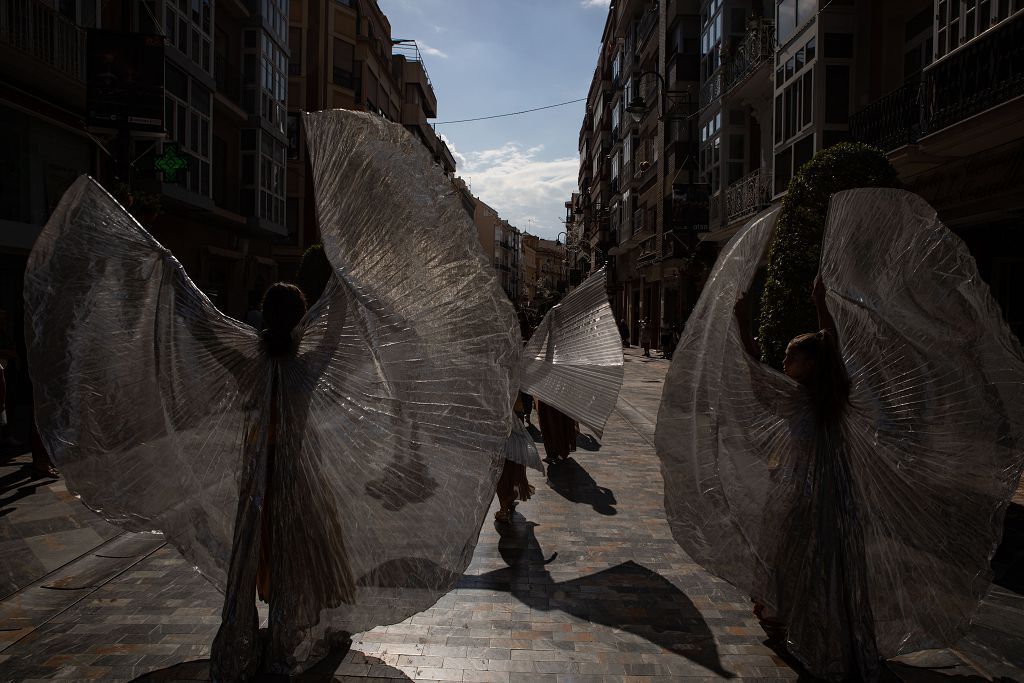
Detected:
left=154, top=145, right=188, bottom=181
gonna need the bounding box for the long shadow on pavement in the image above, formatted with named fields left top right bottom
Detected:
left=544, top=456, right=616, bottom=515
left=129, top=649, right=412, bottom=681
left=464, top=518, right=735, bottom=678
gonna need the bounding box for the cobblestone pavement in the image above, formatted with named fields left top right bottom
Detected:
left=0, top=347, right=1021, bottom=682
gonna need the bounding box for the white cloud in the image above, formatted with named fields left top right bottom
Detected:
left=456, top=142, right=578, bottom=239
left=581, top=0, right=610, bottom=7
left=438, top=133, right=467, bottom=169
left=418, top=41, right=448, bottom=59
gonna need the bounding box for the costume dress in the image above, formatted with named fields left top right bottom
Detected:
left=24, top=110, right=521, bottom=679
left=655, top=189, right=1024, bottom=680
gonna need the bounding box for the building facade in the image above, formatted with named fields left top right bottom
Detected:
left=280, top=0, right=455, bottom=279
left=469, top=195, right=523, bottom=305
left=576, top=0, right=705, bottom=348
left=849, top=0, right=1024, bottom=340
left=580, top=0, right=1024, bottom=348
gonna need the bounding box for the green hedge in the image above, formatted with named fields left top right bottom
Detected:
left=757, top=142, right=900, bottom=368
left=295, top=243, right=332, bottom=305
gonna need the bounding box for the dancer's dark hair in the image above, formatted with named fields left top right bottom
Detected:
left=788, top=330, right=851, bottom=422
left=260, top=282, right=308, bottom=356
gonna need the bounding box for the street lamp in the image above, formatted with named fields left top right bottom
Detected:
left=623, top=70, right=694, bottom=124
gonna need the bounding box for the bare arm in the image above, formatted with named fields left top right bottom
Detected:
left=734, top=292, right=761, bottom=361
left=812, top=274, right=837, bottom=337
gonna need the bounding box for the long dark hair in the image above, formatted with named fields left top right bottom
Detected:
left=260, top=282, right=308, bottom=356
left=789, top=330, right=850, bottom=422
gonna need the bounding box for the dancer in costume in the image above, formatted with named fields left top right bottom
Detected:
left=656, top=189, right=1024, bottom=680
left=25, top=110, right=520, bottom=679
left=494, top=268, right=625, bottom=522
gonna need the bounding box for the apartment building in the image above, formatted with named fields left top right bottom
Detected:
left=0, top=0, right=290, bottom=326
left=280, top=0, right=456, bottom=279
left=849, top=0, right=1024, bottom=339
left=576, top=0, right=705, bottom=347
left=583, top=0, right=1023, bottom=346
left=522, top=232, right=539, bottom=307
left=467, top=196, right=523, bottom=305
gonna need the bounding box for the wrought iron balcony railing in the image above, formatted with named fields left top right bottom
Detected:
left=723, top=18, right=776, bottom=94
left=851, top=11, right=1024, bottom=151
left=699, top=71, right=722, bottom=107
left=0, top=0, right=85, bottom=81
left=725, top=168, right=773, bottom=222
left=927, top=11, right=1024, bottom=134
left=849, top=79, right=924, bottom=152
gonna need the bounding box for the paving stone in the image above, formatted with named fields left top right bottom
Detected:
left=1, top=348, right=1022, bottom=682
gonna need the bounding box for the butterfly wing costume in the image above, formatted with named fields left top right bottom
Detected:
left=25, top=109, right=521, bottom=678
left=520, top=267, right=624, bottom=439
left=655, top=188, right=1024, bottom=680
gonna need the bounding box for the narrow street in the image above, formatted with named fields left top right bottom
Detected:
left=0, top=348, right=1021, bottom=682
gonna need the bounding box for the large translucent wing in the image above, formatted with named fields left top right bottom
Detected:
left=265, top=110, right=520, bottom=649
left=655, top=207, right=807, bottom=592
left=24, top=176, right=262, bottom=590
left=520, top=267, right=624, bottom=437
left=819, top=188, right=1024, bottom=654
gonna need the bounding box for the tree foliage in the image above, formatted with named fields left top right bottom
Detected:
left=295, top=243, right=333, bottom=305
left=758, top=142, right=900, bottom=368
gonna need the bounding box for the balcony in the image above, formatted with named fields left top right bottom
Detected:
left=927, top=12, right=1024, bottom=135
left=722, top=18, right=776, bottom=94
left=851, top=12, right=1024, bottom=152
left=699, top=71, right=722, bottom=107
left=725, top=169, right=773, bottom=222
left=0, top=0, right=86, bottom=81
left=637, top=3, right=659, bottom=52
left=849, top=79, right=924, bottom=152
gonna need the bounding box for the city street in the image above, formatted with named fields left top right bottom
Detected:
left=0, top=348, right=1022, bottom=682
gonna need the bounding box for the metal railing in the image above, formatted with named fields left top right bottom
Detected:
left=0, top=0, right=86, bottom=81
left=638, top=3, right=659, bottom=50
left=849, top=79, right=924, bottom=152
left=851, top=11, right=1024, bottom=151
left=723, top=18, right=776, bottom=93
left=927, top=11, right=1024, bottom=134
left=725, top=168, right=773, bottom=221
left=699, top=71, right=722, bottom=107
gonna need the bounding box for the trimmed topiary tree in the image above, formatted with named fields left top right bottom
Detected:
left=295, top=243, right=333, bottom=305
left=758, top=142, right=900, bottom=368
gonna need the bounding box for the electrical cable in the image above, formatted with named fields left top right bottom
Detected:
left=433, top=97, right=587, bottom=125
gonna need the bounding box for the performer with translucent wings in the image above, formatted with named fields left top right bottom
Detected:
left=24, top=110, right=521, bottom=680
left=495, top=268, right=624, bottom=521
left=656, top=188, right=1024, bottom=681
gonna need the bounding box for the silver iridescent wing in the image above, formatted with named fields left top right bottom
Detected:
left=656, top=190, right=1024, bottom=677
left=24, top=176, right=262, bottom=592
left=520, top=267, right=624, bottom=437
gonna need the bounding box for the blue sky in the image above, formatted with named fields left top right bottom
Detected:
left=379, top=0, right=611, bottom=240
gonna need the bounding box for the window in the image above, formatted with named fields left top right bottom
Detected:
left=824, top=65, right=850, bottom=124
left=793, top=134, right=814, bottom=173
left=333, top=38, right=355, bottom=88
left=289, top=27, right=302, bottom=75
left=801, top=71, right=813, bottom=126
left=166, top=0, right=211, bottom=72
left=774, top=146, right=792, bottom=193
left=805, top=36, right=816, bottom=62
left=162, top=66, right=211, bottom=197
left=774, top=93, right=783, bottom=142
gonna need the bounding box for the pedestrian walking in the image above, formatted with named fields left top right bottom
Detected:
left=617, top=318, right=630, bottom=347
left=656, top=190, right=1024, bottom=682
left=640, top=318, right=652, bottom=357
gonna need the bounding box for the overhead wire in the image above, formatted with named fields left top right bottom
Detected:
left=436, top=96, right=589, bottom=124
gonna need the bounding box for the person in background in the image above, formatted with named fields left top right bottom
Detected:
left=640, top=319, right=652, bottom=357
left=617, top=318, right=630, bottom=348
